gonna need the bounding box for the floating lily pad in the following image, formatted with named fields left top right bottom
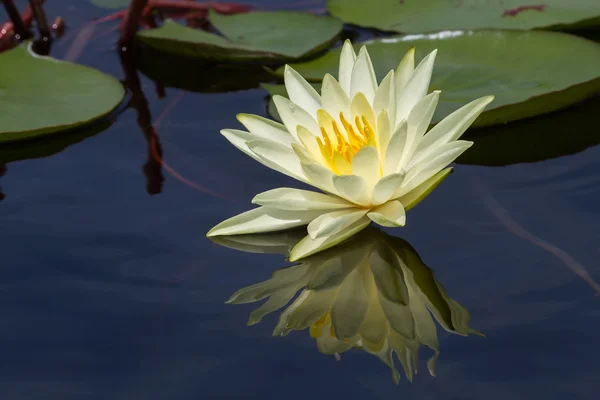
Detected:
left=0, top=44, right=125, bottom=143
left=327, top=0, right=600, bottom=33
left=271, top=31, right=600, bottom=126
left=89, top=0, right=129, bottom=9
left=0, top=120, right=112, bottom=164
left=135, top=45, right=273, bottom=93
left=457, top=96, right=600, bottom=166
left=135, top=10, right=343, bottom=63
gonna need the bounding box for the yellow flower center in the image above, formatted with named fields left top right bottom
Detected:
left=316, top=110, right=377, bottom=175
left=309, top=312, right=350, bottom=343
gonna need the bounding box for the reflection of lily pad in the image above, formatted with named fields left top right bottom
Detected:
left=458, top=96, right=600, bottom=166
left=272, top=31, right=600, bottom=126
left=135, top=45, right=273, bottom=93
left=0, top=44, right=125, bottom=143
left=0, top=120, right=112, bottom=164
left=327, top=0, right=600, bottom=33
left=135, top=10, right=343, bottom=63
left=89, top=0, right=129, bottom=9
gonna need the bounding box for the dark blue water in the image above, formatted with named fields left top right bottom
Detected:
left=1, top=1, right=600, bottom=399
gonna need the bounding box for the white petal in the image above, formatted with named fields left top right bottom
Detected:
left=207, top=207, right=324, bottom=237
left=367, top=200, right=406, bottom=227
left=383, top=120, right=408, bottom=176
left=350, top=46, right=377, bottom=103
left=333, top=175, right=371, bottom=206
left=237, top=113, right=295, bottom=148
left=284, top=65, right=322, bottom=118
left=373, top=70, right=395, bottom=115
left=397, top=91, right=441, bottom=171
left=273, top=95, right=319, bottom=140
left=416, top=95, right=495, bottom=155
left=398, top=141, right=471, bottom=197
left=331, top=263, right=372, bottom=340
left=376, top=110, right=392, bottom=159
left=296, top=126, right=325, bottom=164
left=351, top=146, right=381, bottom=188
left=397, top=168, right=452, bottom=211
left=372, top=173, right=404, bottom=205
left=289, top=217, right=371, bottom=261
left=321, top=73, right=351, bottom=122
left=307, top=208, right=369, bottom=239
left=338, top=39, right=357, bottom=95
left=405, top=140, right=472, bottom=179
left=252, top=187, right=352, bottom=211
left=248, top=140, right=308, bottom=182
left=301, top=161, right=337, bottom=194
left=273, top=288, right=338, bottom=334
left=351, top=92, right=376, bottom=133
left=396, top=49, right=437, bottom=124
left=395, top=47, right=415, bottom=93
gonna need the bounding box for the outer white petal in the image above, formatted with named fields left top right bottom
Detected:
left=307, top=208, right=369, bottom=239
left=333, top=175, right=371, bottom=206
left=372, top=173, right=404, bottom=206
left=221, top=129, right=304, bottom=181
left=350, top=46, right=377, bottom=103
left=321, top=73, right=351, bottom=123
left=397, top=91, right=441, bottom=171
left=405, top=139, right=472, bottom=175
left=396, top=49, right=437, bottom=124
left=383, top=120, right=407, bottom=176
left=395, top=47, right=415, bottom=93
left=339, top=39, right=357, bottom=95
left=252, top=187, right=352, bottom=211
left=397, top=168, right=452, bottom=211
left=284, top=65, right=322, bottom=118
left=351, top=146, right=381, bottom=189
left=398, top=141, right=471, bottom=197
left=367, top=200, right=406, bottom=227
left=373, top=70, right=395, bottom=115
left=248, top=140, right=308, bottom=182
left=206, top=207, right=324, bottom=237
left=237, top=113, right=295, bottom=148
left=416, top=95, right=495, bottom=155
left=273, top=95, right=319, bottom=140
left=289, top=217, right=371, bottom=261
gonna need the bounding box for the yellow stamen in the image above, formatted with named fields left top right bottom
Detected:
left=314, top=109, right=380, bottom=174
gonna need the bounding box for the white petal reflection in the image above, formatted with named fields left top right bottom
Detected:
left=212, top=227, right=482, bottom=383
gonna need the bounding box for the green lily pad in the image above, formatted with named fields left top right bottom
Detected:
left=0, top=120, right=112, bottom=164
left=327, top=0, right=600, bottom=33
left=457, top=95, right=600, bottom=166
left=135, top=45, right=274, bottom=93
left=271, top=31, right=600, bottom=127
left=89, top=0, right=129, bottom=9
left=135, top=10, right=343, bottom=63
left=0, top=44, right=125, bottom=143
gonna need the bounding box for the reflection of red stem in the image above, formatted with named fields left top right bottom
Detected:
left=0, top=1, right=37, bottom=40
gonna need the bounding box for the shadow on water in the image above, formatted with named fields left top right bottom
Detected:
left=211, top=227, right=483, bottom=384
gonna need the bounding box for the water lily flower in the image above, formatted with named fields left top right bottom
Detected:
left=218, top=227, right=481, bottom=383
left=207, top=40, right=494, bottom=260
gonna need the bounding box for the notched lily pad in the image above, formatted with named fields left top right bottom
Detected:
left=135, top=10, right=343, bottom=63
left=327, top=0, right=600, bottom=33
left=458, top=95, right=600, bottom=166
left=271, top=31, right=600, bottom=127
left=0, top=44, right=125, bottom=143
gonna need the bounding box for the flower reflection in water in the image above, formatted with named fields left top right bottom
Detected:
left=212, top=228, right=482, bottom=383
